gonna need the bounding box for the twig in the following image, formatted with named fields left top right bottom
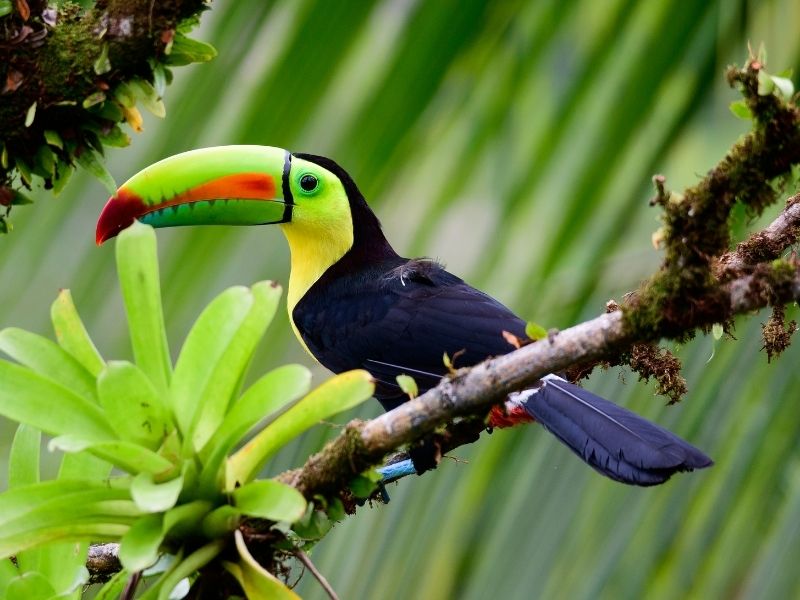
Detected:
left=716, top=193, right=800, bottom=277
left=121, top=571, right=141, bottom=600
left=292, top=547, right=340, bottom=600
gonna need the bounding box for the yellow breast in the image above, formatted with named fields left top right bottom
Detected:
left=279, top=217, right=354, bottom=361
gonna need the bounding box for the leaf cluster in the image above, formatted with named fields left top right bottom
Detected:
left=0, top=223, right=374, bottom=598
left=0, top=0, right=216, bottom=234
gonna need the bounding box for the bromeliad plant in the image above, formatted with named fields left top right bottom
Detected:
left=0, top=221, right=374, bottom=599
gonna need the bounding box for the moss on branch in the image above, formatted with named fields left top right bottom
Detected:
left=0, top=0, right=213, bottom=233
left=624, top=57, right=800, bottom=342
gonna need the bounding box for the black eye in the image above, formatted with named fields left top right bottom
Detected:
left=299, top=174, right=318, bottom=192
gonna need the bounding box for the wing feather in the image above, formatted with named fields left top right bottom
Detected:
left=293, top=262, right=526, bottom=408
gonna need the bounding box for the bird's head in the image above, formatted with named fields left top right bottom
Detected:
left=96, top=145, right=393, bottom=310
left=95, top=145, right=357, bottom=246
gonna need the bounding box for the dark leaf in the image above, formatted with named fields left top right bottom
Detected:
left=14, top=0, right=29, bottom=21
left=3, top=67, right=24, bottom=93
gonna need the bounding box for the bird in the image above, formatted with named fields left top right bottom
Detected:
left=96, top=145, right=712, bottom=486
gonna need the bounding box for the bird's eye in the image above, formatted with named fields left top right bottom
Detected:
left=299, top=174, right=319, bottom=193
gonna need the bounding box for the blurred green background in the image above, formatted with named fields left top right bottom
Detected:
left=2, top=0, right=800, bottom=598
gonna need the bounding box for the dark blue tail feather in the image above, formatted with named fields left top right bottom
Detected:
left=520, top=376, right=713, bottom=486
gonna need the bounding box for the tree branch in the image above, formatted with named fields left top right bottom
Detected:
left=278, top=57, right=800, bottom=502
left=716, top=192, right=800, bottom=277
left=281, top=259, right=800, bottom=499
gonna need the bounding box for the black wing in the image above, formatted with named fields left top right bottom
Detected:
left=293, top=260, right=527, bottom=410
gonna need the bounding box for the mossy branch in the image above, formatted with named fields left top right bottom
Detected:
left=0, top=0, right=214, bottom=233
left=624, top=57, right=800, bottom=341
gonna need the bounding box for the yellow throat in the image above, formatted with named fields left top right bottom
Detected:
left=279, top=216, right=354, bottom=355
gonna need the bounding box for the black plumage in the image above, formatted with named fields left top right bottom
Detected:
left=291, top=154, right=712, bottom=486
left=294, top=255, right=527, bottom=409
left=526, top=376, right=712, bottom=485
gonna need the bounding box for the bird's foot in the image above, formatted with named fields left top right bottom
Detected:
left=408, top=437, right=442, bottom=474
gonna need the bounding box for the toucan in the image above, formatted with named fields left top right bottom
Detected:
left=96, top=145, right=712, bottom=486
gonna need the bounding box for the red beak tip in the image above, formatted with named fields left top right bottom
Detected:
left=95, top=189, right=145, bottom=247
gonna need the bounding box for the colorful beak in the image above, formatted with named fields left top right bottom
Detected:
left=96, top=146, right=292, bottom=245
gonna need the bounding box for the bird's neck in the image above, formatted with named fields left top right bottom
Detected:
left=281, top=220, right=353, bottom=313
left=280, top=203, right=397, bottom=314
left=281, top=195, right=397, bottom=366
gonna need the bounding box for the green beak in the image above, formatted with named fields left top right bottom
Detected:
left=96, top=145, right=292, bottom=244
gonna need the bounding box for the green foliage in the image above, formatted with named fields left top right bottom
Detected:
left=0, top=2, right=217, bottom=234
left=2, top=1, right=800, bottom=599
left=0, top=223, right=374, bottom=598
left=165, top=33, right=219, bottom=66
left=348, top=469, right=383, bottom=500
left=757, top=68, right=796, bottom=101
left=524, top=321, right=548, bottom=342
left=395, top=374, right=418, bottom=399
left=729, top=99, right=753, bottom=120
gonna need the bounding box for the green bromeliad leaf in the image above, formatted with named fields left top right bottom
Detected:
left=0, top=483, right=138, bottom=558
left=119, top=514, right=164, bottom=572
left=130, top=471, right=184, bottom=513
left=5, top=572, right=56, bottom=600
left=162, top=501, right=214, bottom=540
left=197, top=363, right=311, bottom=494
left=140, top=541, right=224, bottom=600
left=50, top=290, right=104, bottom=377
left=0, top=524, right=130, bottom=563
left=119, top=500, right=213, bottom=575
left=189, top=281, right=282, bottom=452
left=224, top=530, right=300, bottom=600
left=0, top=328, right=97, bottom=402
left=49, top=436, right=174, bottom=476
left=227, top=369, right=374, bottom=488
left=0, top=558, right=19, bottom=597
left=170, top=285, right=252, bottom=439
left=9, top=424, right=40, bottom=489
left=233, top=480, right=307, bottom=523
left=203, top=364, right=311, bottom=458
left=93, top=570, right=129, bottom=600
left=0, top=362, right=111, bottom=442
left=98, top=361, right=171, bottom=450
left=0, top=481, right=113, bottom=526
left=116, top=222, right=172, bottom=393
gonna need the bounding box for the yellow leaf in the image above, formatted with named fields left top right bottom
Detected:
left=223, top=530, right=300, bottom=600
left=122, top=105, right=144, bottom=133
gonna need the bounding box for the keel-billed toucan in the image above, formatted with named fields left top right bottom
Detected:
left=96, top=146, right=712, bottom=486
